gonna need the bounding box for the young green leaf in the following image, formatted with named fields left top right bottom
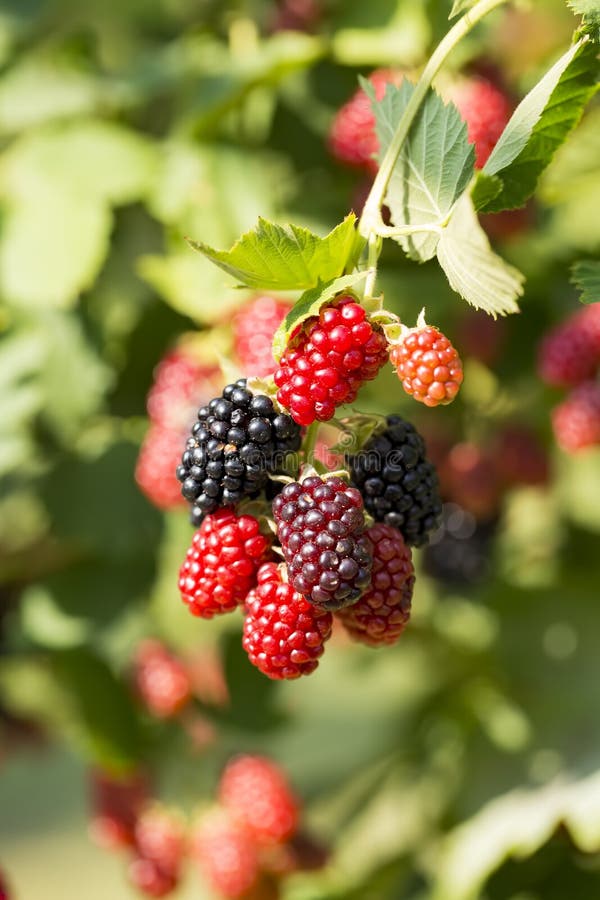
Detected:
left=271, top=272, right=367, bottom=361
left=187, top=214, right=364, bottom=290
left=474, top=39, right=599, bottom=212
left=369, top=80, right=475, bottom=261
left=567, top=0, right=600, bottom=42
left=572, top=259, right=600, bottom=303
left=436, top=194, right=524, bottom=317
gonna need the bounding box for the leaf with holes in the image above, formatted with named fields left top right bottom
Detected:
left=436, top=194, right=524, bottom=317
left=572, top=259, right=600, bottom=303
left=473, top=39, right=599, bottom=212
left=187, top=214, right=364, bottom=290
left=272, top=272, right=367, bottom=361
left=369, top=79, right=475, bottom=261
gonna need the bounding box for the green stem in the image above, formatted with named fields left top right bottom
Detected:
left=359, top=0, right=511, bottom=239
left=302, top=421, right=319, bottom=464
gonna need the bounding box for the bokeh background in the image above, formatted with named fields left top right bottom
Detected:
left=1, top=0, right=599, bottom=897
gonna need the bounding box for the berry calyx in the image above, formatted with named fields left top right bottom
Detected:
left=192, top=809, right=260, bottom=899
left=133, top=640, right=192, bottom=720
left=552, top=381, right=600, bottom=453
left=219, top=755, right=300, bottom=845
left=389, top=323, right=463, bottom=407
left=328, top=69, right=404, bottom=172
left=233, top=295, right=291, bottom=379
left=179, top=509, right=272, bottom=618
left=274, top=295, right=388, bottom=426
left=273, top=476, right=372, bottom=610
left=348, top=415, right=442, bottom=547
left=243, top=563, right=333, bottom=679
left=177, top=380, right=302, bottom=525
left=336, top=524, right=414, bottom=647
left=445, top=76, right=512, bottom=168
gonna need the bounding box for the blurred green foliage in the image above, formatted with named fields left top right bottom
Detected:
left=0, top=0, right=599, bottom=898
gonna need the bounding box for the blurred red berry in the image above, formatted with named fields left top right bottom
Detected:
left=233, top=295, right=290, bottom=378
left=390, top=325, right=463, bottom=407
left=445, top=76, right=512, bottom=168
left=552, top=381, right=600, bottom=452
left=179, top=510, right=272, bottom=618
left=480, top=204, right=533, bottom=243
left=192, top=809, right=260, bottom=899
left=135, top=426, right=186, bottom=510
left=493, top=425, right=550, bottom=487
left=336, top=524, right=414, bottom=647
left=274, top=295, right=388, bottom=425
left=446, top=442, right=502, bottom=520
left=219, top=754, right=300, bottom=845
left=89, top=769, right=150, bottom=851
left=270, top=0, right=321, bottom=33
left=134, top=805, right=187, bottom=876
left=0, top=869, right=10, bottom=900
left=128, top=857, right=178, bottom=898
left=328, top=69, right=404, bottom=172
left=455, top=308, right=506, bottom=367
left=147, top=349, right=220, bottom=432
left=243, top=563, right=333, bottom=679
left=538, top=304, right=600, bottom=388
left=133, top=640, right=192, bottom=720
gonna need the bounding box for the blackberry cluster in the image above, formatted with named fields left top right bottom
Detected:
left=273, top=476, right=372, bottom=611
left=348, top=415, right=442, bottom=547
left=177, top=380, right=301, bottom=525
left=423, top=503, right=498, bottom=587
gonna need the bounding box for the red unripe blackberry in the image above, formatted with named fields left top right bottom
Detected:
left=336, top=524, right=414, bottom=647
left=219, top=754, right=300, bottom=845
left=134, top=805, right=186, bottom=876
left=243, top=562, right=333, bottom=679
left=270, top=0, right=321, bottom=33
left=147, top=349, right=220, bottom=432
left=446, top=442, right=501, bottom=520
left=455, top=308, right=506, bottom=367
left=89, top=768, right=150, bottom=851
left=273, top=476, right=373, bottom=610
left=179, top=510, right=272, bottom=618
left=192, top=809, right=260, bottom=899
left=389, top=325, right=463, bottom=407
left=493, top=425, right=550, bottom=487
left=128, top=857, right=178, bottom=897
left=274, top=295, right=388, bottom=426
left=328, top=69, right=404, bottom=172
left=133, top=640, right=192, bottom=720
left=552, top=381, right=600, bottom=453
left=233, top=295, right=290, bottom=379
left=538, top=305, right=600, bottom=388
left=177, top=380, right=302, bottom=523
left=0, top=870, right=10, bottom=900
left=445, top=76, right=512, bottom=168
left=136, top=426, right=186, bottom=510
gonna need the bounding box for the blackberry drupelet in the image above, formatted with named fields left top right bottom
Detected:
left=176, top=379, right=301, bottom=524
left=273, top=476, right=372, bottom=611
left=348, top=415, right=442, bottom=547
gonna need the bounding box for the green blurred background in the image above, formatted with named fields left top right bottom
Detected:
left=0, top=0, right=599, bottom=897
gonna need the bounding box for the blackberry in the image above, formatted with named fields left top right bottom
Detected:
left=348, top=415, right=442, bottom=547
left=423, top=503, right=498, bottom=587
left=219, top=754, right=300, bottom=844
left=272, top=476, right=372, bottom=611
left=177, top=380, right=301, bottom=524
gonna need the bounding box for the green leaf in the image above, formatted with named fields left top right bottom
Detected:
left=271, top=272, right=367, bottom=361
left=436, top=194, right=524, bottom=316
left=187, top=214, right=364, bottom=291
left=51, top=648, right=144, bottom=772
left=370, top=80, right=475, bottom=261
left=572, top=259, right=600, bottom=303
left=567, top=0, right=600, bottom=41
left=476, top=39, right=599, bottom=212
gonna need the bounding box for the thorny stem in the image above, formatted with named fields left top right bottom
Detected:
left=357, top=0, right=512, bottom=284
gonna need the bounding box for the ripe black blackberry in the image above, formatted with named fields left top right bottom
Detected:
left=348, top=415, right=442, bottom=547
left=423, top=503, right=498, bottom=587
left=176, top=380, right=301, bottom=525
left=273, top=476, right=372, bottom=611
